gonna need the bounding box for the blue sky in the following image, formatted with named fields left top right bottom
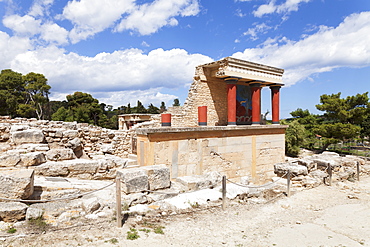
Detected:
left=0, top=0, right=369, bottom=119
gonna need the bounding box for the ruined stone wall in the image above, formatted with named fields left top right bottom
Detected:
left=150, top=66, right=228, bottom=127
left=0, top=116, right=132, bottom=158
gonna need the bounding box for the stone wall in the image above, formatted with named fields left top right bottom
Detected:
left=0, top=116, right=133, bottom=158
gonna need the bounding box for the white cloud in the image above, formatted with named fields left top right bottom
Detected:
left=62, top=0, right=135, bottom=43
left=115, top=0, right=200, bottom=35
left=233, top=11, right=370, bottom=86
left=40, top=22, right=69, bottom=45
left=243, top=22, right=272, bottom=40
left=10, top=46, right=213, bottom=98
left=29, top=0, right=55, bottom=17
left=3, top=14, right=41, bottom=35
left=0, top=31, right=32, bottom=68
left=253, top=0, right=310, bottom=18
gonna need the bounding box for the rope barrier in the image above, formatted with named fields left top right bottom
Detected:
left=0, top=182, right=115, bottom=203
left=225, top=171, right=289, bottom=189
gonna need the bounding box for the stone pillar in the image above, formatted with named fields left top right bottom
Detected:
left=161, top=113, right=171, bottom=127
left=198, top=106, right=207, bottom=126
left=225, top=77, right=238, bottom=126
left=250, top=83, right=262, bottom=125
left=270, top=85, right=281, bottom=124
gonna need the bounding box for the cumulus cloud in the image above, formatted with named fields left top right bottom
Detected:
left=40, top=22, right=69, bottom=45
left=115, top=0, right=200, bottom=35
left=232, top=11, right=370, bottom=86
left=253, top=0, right=311, bottom=18
left=0, top=31, right=32, bottom=68
left=3, top=14, right=41, bottom=35
left=243, top=22, right=272, bottom=40
left=62, top=0, right=135, bottom=43
left=10, top=46, right=212, bottom=100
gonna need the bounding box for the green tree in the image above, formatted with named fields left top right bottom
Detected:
left=132, top=100, right=147, bottom=113
left=147, top=103, right=160, bottom=114
left=360, top=115, right=370, bottom=140
left=314, top=92, right=369, bottom=152
left=282, top=120, right=307, bottom=157
left=21, top=72, right=51, bottom=119
left=160, top=101, right=167, bottom=113
left=0, top=69, right=24, bottom=117
left=173, top=98, right=180, bottom=106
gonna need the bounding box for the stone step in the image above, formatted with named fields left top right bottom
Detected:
left=128, top=154, right=137, bottom=161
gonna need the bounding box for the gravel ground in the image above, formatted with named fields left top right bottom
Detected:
left=1, top=175, right=370, bottom=247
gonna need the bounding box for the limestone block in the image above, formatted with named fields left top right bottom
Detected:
left=10, top=125, right=29, bottom=132
left=0, top=153, right=21, bottom=167
left=26, top=207, right=43, bottom=220
left=142, top=165, right=170, bottom=190
left=11, top=129, right=44, bottom=144
left=17, top=144, right=49, bottom=152
left=0, top=169, right=34, bottom=199
left=100, top=144, right=114, bottom=154
left=274, top=162, right=308, bottom=176
left=0, top=202, right=28, bottom=222
left=20, top=152, right=46, bottom=167
left=82, top=197, right=101, bottom=213
left=34, top=161, right=70, bottom=177
left=176, top=171, right=222, bottom=191
left=116, top=168, right=149, bottom=194
left=63, top=130, right=78, bottom=139
left=46, top=149, right=76, bottom=161
left=296, top=158, right=316, bottom=171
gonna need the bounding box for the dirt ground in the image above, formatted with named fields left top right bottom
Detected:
left=1, top=175, right=370, bottom=247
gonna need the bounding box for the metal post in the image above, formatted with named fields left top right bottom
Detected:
left=328, top=164, right=332, bottom=186
left=116, top=177, right=122, bottom=227
left=222, top=176, right=226, bottom=210
left=357, top=161, right=360, bottom=181
left=287, top=170, right=291, bottom=197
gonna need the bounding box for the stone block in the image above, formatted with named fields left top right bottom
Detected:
left=82, top=197, right=101, bottom=213
left=46, top=149, right=76, bottom=161
left=63, top=130, right=78, bottom=138
left=11, top=129, right=44, bottom=144
left=64, top=159, right=99, bottom=176
left=0, top=202, right=28, bottom=222
left=274, top=162, right=308, bottom=176
left=0, top=153, right=21, bottom=167
left=142, top=165, right=170, bottom=190
left=26, top=207, right=43, bottom=220
left=116, top=168, right=148, bottom=194
left=20, top=152, right=46, bottom=167
left=0, top=169, right=34, bottom=199
left=176, top=171, right=222, bottom=191
left=34, top=161, right=70, bottom=177
left=100, top=144, right=114, bottom=154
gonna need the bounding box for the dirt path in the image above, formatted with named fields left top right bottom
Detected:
left=2, top=176, right=370, bottom=247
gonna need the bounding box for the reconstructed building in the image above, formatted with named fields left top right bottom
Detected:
left=136, top=57, right=287, bottom=183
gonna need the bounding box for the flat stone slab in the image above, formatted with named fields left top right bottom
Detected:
left=34, top=159, right=99, bottom=178
left=142, top=165, right=171, bottom=190
left=11, top=129, right=44, bottom=144
left=0, top=169, right=34, bottom=199
left=116, top=168, right=149, bottom=194
left=0, top=202, right=28, bottom=222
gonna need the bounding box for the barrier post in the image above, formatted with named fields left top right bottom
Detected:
left=357, top=161, right=360, bottom=181
left=287, top=170, right=291, bottom=197
left=116, top=177, right=122, bottom=227
left=222, top=176, right=226, bottom=210
left=328, top=164, right=332, bottom=186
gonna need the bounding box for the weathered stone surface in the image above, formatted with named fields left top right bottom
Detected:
left=297, top=158, right=316, bottom=171
left=46, top=149, right=76, bottom=161
left=176, top=171, right=222, bottom=191
left=82, top=197, right=101, bottom=213
left=20, top=152, right=46, bottom=167
left=17, top=144, right=49, bottom=152
left=0, top=202, right=28, bottom=222
left=100, top=144, right=114, bottom=154
left=34, top=159, right=99, bottom=177
left=11, top=129, right=44, bottom=144
left=0, top=154, right=21, bottom=167
left=63, top=130, right=78, bottom=138
left=68, top=138, right=84, bottom=158
left=116, top=168, right=149, bottom=193
left=0, top=169, right=34, bottom=199
left=142, top=165, right=171, bottom=190
left=274, top=162, right=308, bottom=176
left=26, top=207, right=43, bottom=220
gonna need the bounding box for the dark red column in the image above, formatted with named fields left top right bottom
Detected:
left=270, top=85, right=281, bottom=124
left=161, top=113, right=171, bottom=127
left=226, top=79, right=237, bottom=126
left=250, top=83, right=261, bottom=125
left=198, top=106, right=207, bottom=126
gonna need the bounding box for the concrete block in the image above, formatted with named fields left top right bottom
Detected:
left=0, top=169, right=34, bottom=199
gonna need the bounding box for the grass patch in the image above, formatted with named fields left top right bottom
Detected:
left=27, top=217, right=49, bottom=232
left=7, top=228, right=17, bottom=234
left=127, top=228, right=140, bottom=240
left=105, top=238, right=118, bottom=244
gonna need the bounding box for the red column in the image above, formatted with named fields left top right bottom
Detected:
left=161, top=113, right=171, bottom=126
left=227, top=83, right=237, bottom=125
left=198, top=106, right=207, bottom=126
left=270, top=85, right=281, bottom=124
left=250, top=83, right=261, bottom=125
